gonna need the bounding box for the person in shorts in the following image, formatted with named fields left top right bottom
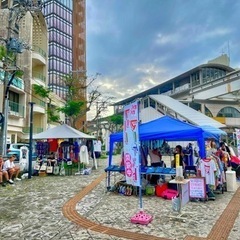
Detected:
left=3, top=155, right=21, bottom=183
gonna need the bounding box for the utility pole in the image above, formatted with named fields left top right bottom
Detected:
left=0, top=0, right=43, bottom=156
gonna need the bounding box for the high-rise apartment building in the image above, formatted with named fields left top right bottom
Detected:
left=42, top=0, right=73, bottom=99
left=43, top=0, right=86, bottom=129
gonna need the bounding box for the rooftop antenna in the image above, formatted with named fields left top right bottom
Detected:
left=228, top=40, right=231, bottom=65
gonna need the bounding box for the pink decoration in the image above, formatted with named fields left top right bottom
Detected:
left=130, top=211, right=153, bottom=225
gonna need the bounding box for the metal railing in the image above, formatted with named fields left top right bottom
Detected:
left=8, top=101, right=24, bottom=117
left=23, top=127, right=43, bottom=134
left=32, top=97, right=46, bottom=108
left=32, top=71, right=46, bottom=83
left=32, top=45, right=47, bottom=59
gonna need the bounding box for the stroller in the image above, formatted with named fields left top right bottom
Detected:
left=230, top=156, right=240, bottom=180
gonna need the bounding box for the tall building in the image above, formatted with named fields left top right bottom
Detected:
left=43, top=0, right=87, bottom=130
left=42, top=0, right=73, bottom=99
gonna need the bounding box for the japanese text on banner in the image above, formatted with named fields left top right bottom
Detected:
left=123, top=101, right=140, bottom=186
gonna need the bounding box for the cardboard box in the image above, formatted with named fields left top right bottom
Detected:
left=39, top=171, right=47, bottom=177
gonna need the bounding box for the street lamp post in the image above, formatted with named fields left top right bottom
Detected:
left=28, top=102, right=35, bottom=179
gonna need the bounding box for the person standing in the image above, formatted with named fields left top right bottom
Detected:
left=3, top=155, right=21, bottom=183
left=93, top=137, right=102, bottom=159
left=173, top=145, right=185, bottom=168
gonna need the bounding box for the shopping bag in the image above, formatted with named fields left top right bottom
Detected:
left=53, top=166, right=60, bottom=175
left=67, top=160, right=72, bottom=166
left=34, top=164, right=40, bottom=171
left=46, top=166, right=53, bottom=173
left=59, top=164, right=65, bottom=176
left=40, top=164, right=47, bottom=171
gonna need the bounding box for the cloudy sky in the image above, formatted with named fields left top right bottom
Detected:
left=86, top=0, right=240, bottom=119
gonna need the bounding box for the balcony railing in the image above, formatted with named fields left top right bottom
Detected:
left=32, top=71, right=46, bottom=83
left=32, top=97, right=46, bottom=108
left=8, top=101, right=25, bottom=117
left=32, top=45, right=47, bottom=59
left=0, top=70, right=24, bottom=90
left=9, top=101, right=25, bottom=117
left=23, top=127, right=43, bottom=134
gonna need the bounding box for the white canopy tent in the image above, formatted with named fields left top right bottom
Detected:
left=33, top=124, right=97, bottom=171
left=33, top=124, right=95, bottom=139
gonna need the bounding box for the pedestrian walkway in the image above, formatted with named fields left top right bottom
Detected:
left=62, top=171, right=240, bottom=240
left=0, top=156, right=239, bottom=240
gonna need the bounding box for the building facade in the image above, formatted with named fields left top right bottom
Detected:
left=0, top=0, right=66, bottom=149
left=113, top=55, right=240, bottom=145
left=0, top=0, right=87, bottom=151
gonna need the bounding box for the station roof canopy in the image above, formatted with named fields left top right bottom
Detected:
left=149, top=94, right=225, bottom=128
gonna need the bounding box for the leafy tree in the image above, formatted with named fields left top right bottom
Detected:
left=33, top=73, right=114, bottom=128
left=108, top=114, right=123, bottom=132
left=32, top=84, right=60, bottom=123
left=0, top=45, right=7, bottom=61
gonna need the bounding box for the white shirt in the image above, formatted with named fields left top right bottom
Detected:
left=3, top=160, right=15, bottom=171
left=200, top=158, right=217, bottom=185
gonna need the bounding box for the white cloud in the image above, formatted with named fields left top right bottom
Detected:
left=194, top=27, right=233, bottom=42
left=155, top=32, right=180, bottom=45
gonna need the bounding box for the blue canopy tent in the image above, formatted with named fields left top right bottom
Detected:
left=200, top=125, right=227, bottom=139
left=108, top=116, right=224, bottom=167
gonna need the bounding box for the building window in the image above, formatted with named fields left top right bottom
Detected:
left=192, top=72, right=200, bottom=87
left=143, top=98, right=149, bottom=108
left=217, top=107, right=240, bottom=118
left=205, top=107, right=213, bottom=117
left=150, top=99, right=156, bottom=108
left=202, top=68, right=226, bottom=84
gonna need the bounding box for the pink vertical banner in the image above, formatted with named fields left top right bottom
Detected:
left=236, top=129, right=240, bottom=157
left=123, top=101, right=140, bottom=187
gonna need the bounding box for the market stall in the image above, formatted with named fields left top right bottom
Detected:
left=33, top=124, right=95, bottom=176
left=106, top=116, right=226, bottom=196
left=108, top=116, right=223, bottom=167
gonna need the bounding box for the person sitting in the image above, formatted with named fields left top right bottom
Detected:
left=0, top=155, right=10, bottom=187
left=3, top=155, right=21, bottom=183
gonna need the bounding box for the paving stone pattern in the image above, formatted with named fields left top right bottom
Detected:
left=0, top=156, right=240, bottom=240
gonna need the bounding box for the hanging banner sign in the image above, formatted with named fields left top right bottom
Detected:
left=123, top=101, right=140, bottom=186
left=236, top=129, right=240, bottom=157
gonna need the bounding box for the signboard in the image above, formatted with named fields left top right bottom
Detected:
left=189, top=177, right=206, bottom=199
left=123, top=101, right=140, bottom=187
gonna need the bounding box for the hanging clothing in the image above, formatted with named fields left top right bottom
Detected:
left=80, top=145, right=89, bottom=165
left=73, top=141, right=80, bottom=161
left=47, top=139, right=58, bottom=152
left=199, top=158, right=217, bottom=185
